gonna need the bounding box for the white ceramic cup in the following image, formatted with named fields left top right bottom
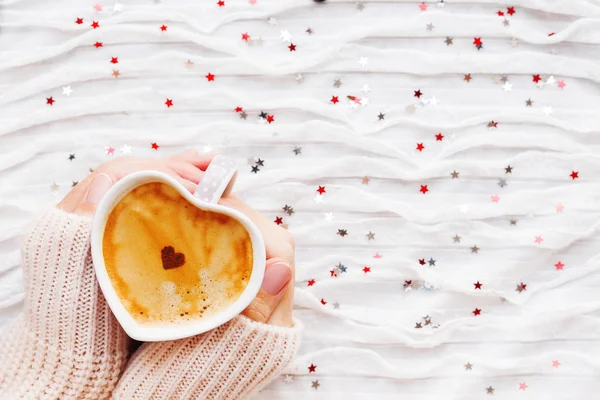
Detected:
left=91, top=155, right=266, bottom=342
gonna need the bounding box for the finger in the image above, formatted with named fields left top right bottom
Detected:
left=242, top=259, right=292, bottom=324
left=73, top=173, right=113, bottom=216
left=170, top=161, right=205, bottom=184
left=174, top=150, right=216, bottom=170
left=57, top=174, right=95, bottom=213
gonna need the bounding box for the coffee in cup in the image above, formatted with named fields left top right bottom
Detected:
left=102, top=181, right=253, bottom=324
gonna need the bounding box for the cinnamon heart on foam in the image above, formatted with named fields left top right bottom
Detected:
left=91, top=155, right=266, bottom=342
left=161, top=246, right=185, bottom=270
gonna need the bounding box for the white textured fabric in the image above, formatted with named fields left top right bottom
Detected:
left=2, top=0, right=600, bottom=399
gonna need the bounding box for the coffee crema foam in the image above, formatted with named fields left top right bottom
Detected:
left=102, top=182, right=253, bottom=325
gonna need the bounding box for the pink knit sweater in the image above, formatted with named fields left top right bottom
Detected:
left=0, top=208, right=299, bottom=399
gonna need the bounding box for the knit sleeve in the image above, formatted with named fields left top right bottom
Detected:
left=113, top=315, right=300, bottom=400
left=0, top=207, right=129, bottom=400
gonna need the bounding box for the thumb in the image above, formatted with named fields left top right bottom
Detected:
left=74, top=173, right=113, bottom=215
left=242, top=258, right=292, bottom=323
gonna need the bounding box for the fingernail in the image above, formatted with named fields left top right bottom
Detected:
left=85, top=173, right=113, bottom=205
left=262, top=262, right=292, bottom=295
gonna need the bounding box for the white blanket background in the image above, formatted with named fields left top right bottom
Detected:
left=2, top=0, right=600, bottom=398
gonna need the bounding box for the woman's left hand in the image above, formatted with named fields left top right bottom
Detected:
left=57, top=150, right=215, bottom=215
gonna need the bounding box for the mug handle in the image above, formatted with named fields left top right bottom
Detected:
left=193, top=155, right=238, bottom=203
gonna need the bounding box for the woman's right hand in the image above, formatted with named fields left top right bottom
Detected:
left=220, top=194, right=296, bottom=328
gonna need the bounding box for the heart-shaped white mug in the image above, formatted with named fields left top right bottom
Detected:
left=91, top=155, right=266, bottom=342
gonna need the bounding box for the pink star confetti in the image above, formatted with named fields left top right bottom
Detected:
left=555, top=261, right=564, bottom=270
left=93, top=3, right=103, bottom=12
left=105, top=146, right=115, bottom=155
left=373, top=253, right=382, bottom=259
left=248, top=0, right=257, bottom=4
left=552, top=360, right=561, bottom=368
left=534, top=236, right=544, bottom=244
left=519, top=382, right=528, bottom=391
left=557, top=80, right=566, bottom=89
left=419, top=2, right=428, bottom=11
left=491, top=194, right=500, bottom=203
left=556, top=203, right=564, bottom=212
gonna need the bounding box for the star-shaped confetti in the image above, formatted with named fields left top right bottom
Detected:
left=366, top=231, right=375, bottom=240
left=505, top=165, right=513, bottom=174
left=151, top=142, right=159, bottom=150
left=206, top=73, right=215, bottom=81
left=420, top=185, right=429, bottom=194
left=519, top=382, right=528, bottom=391
left=112, top=69, right=120, bottom=78
left=46, top=97, right=55, bottom=106
left=471, top=245, right=479, bottom=253
left=362, top=176, right=370, bottom=184
left=337, top=229, right=348, bottom=237
left=516, top=282, right=527, bottom=292
left=50, top=182, right=59, bottom=191
left=293, top=146, right=301, bottom=155
left=552, top=360, right=561, bottom=368
left=378, top=112, right=385, bottom=120
left=68, top=154, right=75, bottom=161
left=555, top=261, right=564, bottom=270
left=317, top=186, right=326, bottom=194
left=428, top=258, right=436, bottom=266
left=570, top=171, right=579, bottom=180
left=486, top=386, right=494, bottom=394
left=451, top=170, right=459, bottom=179
left=333, top=79, right=342, bottom=88
left=465, top=362, right=473, bottom=370
left=284, top=375, right=294, bottom=383
left=445, top=37, right=453, bottom=45
left=311, top=380, right=320, bottom=389
left=474, top=281, right=482, bottom=289
left=453, top=234, right=461, bottom=243
left=308, top=364, right=316, bottom=373
left=473, top=308, right=481, bottom=316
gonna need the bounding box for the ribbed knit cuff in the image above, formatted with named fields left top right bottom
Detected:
left=113, top=315, right=301, bottom=400
left=0, top=207, right=129, bottom=400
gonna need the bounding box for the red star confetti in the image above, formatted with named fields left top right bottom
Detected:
left=548, top=32, right=556, bottom=37
left=235, top=106, right=243, bottom=113
left=331, top=96, right=339, bottom=104
left=414, top=89, right=423, bottom=98
left=308, top=364, right=317, bottom=373
left=307, top=279, right=316, bottom=286
left=435, top=133, right=444, bottom=141
left=419, top=259, right=426, bottom=265
left=94, top=42, right=103, bottom=48
left=91, top=21, right=100, bottom=29
left=274, top=216, right=283, bottom=225
left=555, top=261, right=564, bottom=270
left=320, top=298, right=327, bottom=305
left=473, top=37, right=483, bottom=48
left=241, top=32, right=250, bottom=41
left=507, top=6, right=516, bottom=15
left=151, top=142, right=159, bottom=150
left=497, top=10, right=504, bottom=16
left=330, top=269, right=338, bottom=278
left=288, top=43, right=297, bottom=51
left=570, top=171, right=579, bottom=180
left=472, top=308, right=481, bottom=316
left=534, top=236, right=543, bottom=244
left=519, top=382, right=528, bottom=391
left=317, top=186, right=326, bottom=194
left=46, top=97, right=55, bottom=106
left=419, top=2, right=427, bottom=11
left=362, top=266, right=371, bottom=273
left=165, top=99, right=173, bottom=108
left=488, top=120, right=498, bottom=129
left=217, top=0, right=225, bottom=6
left=474, top=281, right=482, bottom=289
left=75, top=18, right=84, bottom=24
left=111, top=57, right=119, bottom=64
left=533, top=74, right=542, bottom=83
left=206, top=73, right=215, bottom=81
left=420, top=185, right=429, bottom=194
left=160, top=25, right=168, bottom=31
left=266, top=114, right=274, bottom=123
left=416, top=143, right=425, bottom=152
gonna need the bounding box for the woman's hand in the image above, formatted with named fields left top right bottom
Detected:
left=220, top=194, right=295, bottom=328
left=57, top=150, right=215, bottom=215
